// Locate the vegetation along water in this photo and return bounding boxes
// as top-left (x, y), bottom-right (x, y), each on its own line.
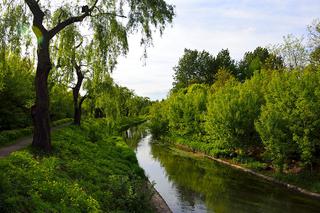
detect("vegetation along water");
top-left (1, 0), bottom-right (320, 212)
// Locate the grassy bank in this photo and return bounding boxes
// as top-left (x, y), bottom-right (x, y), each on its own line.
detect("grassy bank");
top-left (0, 118), bottom-right (72, 148)
top-left (167, 135), bottom-right (320, 195)
top-left (0, 119), bottom-right (154, 212)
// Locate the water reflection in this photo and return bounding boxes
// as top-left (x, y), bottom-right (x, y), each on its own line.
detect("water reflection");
top-left (122, 124), bottom-right (148, 148)
top-left (135, 135), bottom-right (320, 213)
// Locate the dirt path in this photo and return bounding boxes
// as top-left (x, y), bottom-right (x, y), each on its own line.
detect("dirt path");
top-left (0, 123), bottom-right (71, 158)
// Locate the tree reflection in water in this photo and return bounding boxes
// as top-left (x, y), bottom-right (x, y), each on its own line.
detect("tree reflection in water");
top-left (124, 129), bottom-right (320, 213)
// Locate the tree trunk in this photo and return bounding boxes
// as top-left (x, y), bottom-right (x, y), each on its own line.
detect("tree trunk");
top-left (25, 0), bottom-right (95, 151)
top-left (32, 40), bottom-right (52, 151)
top-left (73, 65), bottom-right (84, 125)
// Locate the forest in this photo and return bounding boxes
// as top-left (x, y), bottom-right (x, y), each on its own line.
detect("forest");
top-left (1, 0), bottom-right (320, 212)
top-left (149, 20), bottom-right (320, 190)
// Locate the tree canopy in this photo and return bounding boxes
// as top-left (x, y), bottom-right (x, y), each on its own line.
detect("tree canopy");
top-left (0, 0), bottom-right (175, 150)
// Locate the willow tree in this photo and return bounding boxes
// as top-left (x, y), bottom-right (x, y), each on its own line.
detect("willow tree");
top-left (51, 20), bottom-right (128, 126)
top-left (51, 21), bottom-right (89, 126)
top-left (2, 0), bottom-right (174, 151)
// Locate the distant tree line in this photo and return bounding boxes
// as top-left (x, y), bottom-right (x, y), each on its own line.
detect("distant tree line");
top-left (150, 20), bottom-right (320, 172)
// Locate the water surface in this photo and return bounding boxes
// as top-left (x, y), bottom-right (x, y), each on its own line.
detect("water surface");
top-left (134, 134), bottom-right (320, 213)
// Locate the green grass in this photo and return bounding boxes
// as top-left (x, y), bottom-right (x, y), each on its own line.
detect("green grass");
top-left (266, 171), bottom-right (320, 193)
top-left (0, 118), bottom-right (72, 148)
top-left (0, 119), bottom-right (154, 212)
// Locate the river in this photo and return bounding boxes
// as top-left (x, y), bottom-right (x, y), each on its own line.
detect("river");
top-left (127, 131), bottom-right (320, 213)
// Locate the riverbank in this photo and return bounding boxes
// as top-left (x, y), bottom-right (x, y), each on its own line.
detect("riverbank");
top-left (123, 123), bottom-right (172, 213)
top-left (173, 142), bottom-right (320, 200)
top-left (0, 119), bottom-right (157, 212)
top-left (148, 181), bottom-right (172, 213)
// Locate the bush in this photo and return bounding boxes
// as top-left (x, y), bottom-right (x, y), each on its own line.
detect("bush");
top-left (256, 70), bottom-right (320, 170)
top-left (205, 73), bottom-right (266, 152)
top-left (167, 84), bottom-right (208, 137)
top-left (148, 101), bottom-right (169, 138)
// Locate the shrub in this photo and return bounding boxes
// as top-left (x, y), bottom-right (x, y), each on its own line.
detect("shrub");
top-left (148, 101), bottom-right (169, 138)
top-left (256, 70), bottom-right (320, 170)
top-left (205, 73), bottom-right (266, 153)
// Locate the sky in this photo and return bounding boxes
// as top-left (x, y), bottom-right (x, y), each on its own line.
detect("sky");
top-left (112, 0), bottom-right (320, 100)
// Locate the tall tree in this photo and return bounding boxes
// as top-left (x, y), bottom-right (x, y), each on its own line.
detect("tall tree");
top-left (3, 0), bottom-right (174, 151)
top-left (238, 47), bottom-right (283, 81)
top-left (308, 19), bottom-right (320, 67)
top-left (172, 49), bottom-right (237, 91)
top-left (172, 49), bottom-right (215, 90)
top-left (308, 19), bottom-right (320, 49)
top-left (270, 34), bottom-right (309, 70)
top-left (215, 49), bottom-right (236, 75)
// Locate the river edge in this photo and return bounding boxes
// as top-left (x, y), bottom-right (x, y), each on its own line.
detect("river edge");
top-left (148, 180), bottom-right (172, 213)
top-left (174, 143), bottom-right (320, 200)
top-left (123, 124), bottom-right (172, 213)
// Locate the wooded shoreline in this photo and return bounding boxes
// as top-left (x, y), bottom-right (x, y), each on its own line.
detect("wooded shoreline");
top-left (175, 143), bottom-right (320, 200)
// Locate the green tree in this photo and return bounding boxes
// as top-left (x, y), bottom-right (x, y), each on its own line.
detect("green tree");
top-left (205, 72), bottom-right (266, 153)
top-left (215, 49), bottom-right (237, 76)
top-left (172, 49), bottom-right (236, 91)
top-left (49, 84), bottom-right (73, 121)
top-left (270, 34), bottom-right (309, 70)
top-left (238, 47), bottom-right (283, 81)
top-left (172, 49), bottom-right (215, 90)
top-left (0, 51), bottom-right (34, 130)
top-left (167, 84), bottom-right (208, 137)
top-left (148, 101), bottom-right (169, 138)
top-left (308, 19), bottom-right (320, 67)
top-left (3, 0), bottom-right (174, 151)
top-left (256, 70), bottom-right (320, 171)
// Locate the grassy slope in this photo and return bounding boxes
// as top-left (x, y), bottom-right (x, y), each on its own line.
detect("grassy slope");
top-left (0, 119), bottom-right (153, 212)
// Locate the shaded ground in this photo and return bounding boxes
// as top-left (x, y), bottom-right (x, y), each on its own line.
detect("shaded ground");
top-left (0, 123), bottom-right (70, 158)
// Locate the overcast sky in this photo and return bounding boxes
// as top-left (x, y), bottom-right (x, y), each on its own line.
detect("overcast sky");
top-left (111, 0), bottom-right (320, 100)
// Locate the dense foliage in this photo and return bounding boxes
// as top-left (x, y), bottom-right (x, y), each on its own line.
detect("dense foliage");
top-left (0, 50), bottom-right (74, 131)
top-left (0, 119), bottom-right (153, 212)
top-left (151, 66), bottom-right (320, 172)
top-left (150, 21), bottom-right (320, 172)
top-left (0, 51), bottom-right (34, 130)
top-left (172, 49), bottom-right (236, 91)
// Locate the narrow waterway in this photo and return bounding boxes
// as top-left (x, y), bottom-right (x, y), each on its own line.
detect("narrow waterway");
top-left (133, 134), bottom-right (320, 213)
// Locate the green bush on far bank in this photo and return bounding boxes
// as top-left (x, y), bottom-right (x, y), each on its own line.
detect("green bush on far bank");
top-left (149, 67), bottom-right (320, 172)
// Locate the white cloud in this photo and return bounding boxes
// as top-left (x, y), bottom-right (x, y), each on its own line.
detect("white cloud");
top-left (112, 0), bottom-right (320, 100)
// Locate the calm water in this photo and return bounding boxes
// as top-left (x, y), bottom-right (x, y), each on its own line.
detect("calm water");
top-left (133, 134), bottom-right (320, 213)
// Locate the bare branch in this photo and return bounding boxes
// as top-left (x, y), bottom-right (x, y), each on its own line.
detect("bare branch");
top-left (80, 94), bottom-right (88, 105)
top-left (48, 13), bottom-right (87, 39)
top-left (75, 40), bottom-right (83, 49)
top-left (48, 0), bottom-right (99, 39)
